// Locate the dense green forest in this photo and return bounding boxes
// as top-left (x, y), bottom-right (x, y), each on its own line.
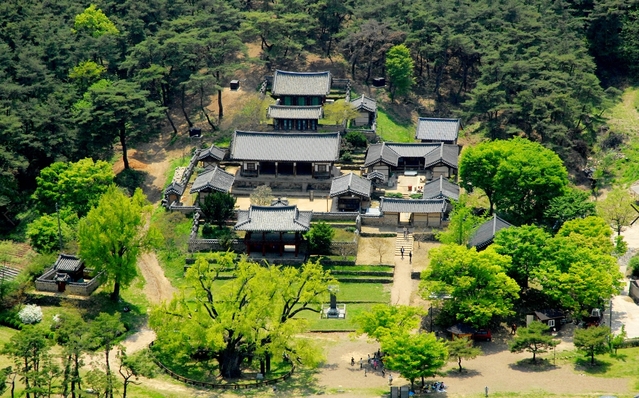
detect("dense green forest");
top-left (2, 0), bottom-right (639, 233)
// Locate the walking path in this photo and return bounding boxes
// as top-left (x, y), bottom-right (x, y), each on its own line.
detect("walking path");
top-left (391, 228), bottom-right (414, 306)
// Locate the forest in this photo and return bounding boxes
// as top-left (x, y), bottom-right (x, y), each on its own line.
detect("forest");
top-left (1, 0), bottom-right (639, 234)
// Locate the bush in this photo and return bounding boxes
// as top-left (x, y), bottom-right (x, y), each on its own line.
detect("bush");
top-left (345, 131), bottom-right (368, 148)
top-left (18, 304), bottom-right (43, 324)
top-left (114, 169), bottom-right (147, 195)
top-left (306, 222), bottom-right (335, 255)
top-left (345, 226), bottom-right (356, 233)
top-left (629, 254), bottom-right (639, 278)
top-left (340, 151), bottom-right (353, 162)
top-left (385, 192), bottom-right (403, 198)
top-left (201, 223), bottom-right (216, 238)
top-left (614, 236), bottom-right (627, 256)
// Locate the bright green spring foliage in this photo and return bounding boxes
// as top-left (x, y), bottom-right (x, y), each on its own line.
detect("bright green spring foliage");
top-left (509, 321), bottom-right (558, 363)
top-left (385, 44), bottom-right (415, 101)
top-left (150, 254), bottom-right (335, 379)
top-left (73, 4), bottom-right (119, 37)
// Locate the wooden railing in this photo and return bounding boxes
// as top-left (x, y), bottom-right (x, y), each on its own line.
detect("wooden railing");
top-left (148, 341), bottom-right (295, 389)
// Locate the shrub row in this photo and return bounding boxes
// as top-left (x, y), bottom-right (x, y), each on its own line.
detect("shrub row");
top-left (330, 271), bottom-right (394, 277)
top-left (335, 278), bottom-right (393, 284)
top-left (0, 311), bottom-right (22, 330)
top-left (360, 232), bottom-right (397, 238)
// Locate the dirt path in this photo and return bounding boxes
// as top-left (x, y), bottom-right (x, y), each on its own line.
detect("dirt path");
top-left (391, 255), bottom-right (412, 306)
top-left (138, 252), bottom-right (176, 305)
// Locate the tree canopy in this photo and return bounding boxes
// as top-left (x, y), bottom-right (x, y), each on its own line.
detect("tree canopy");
top-left (150, 254), bottom-right (335, 379)
top-left (460, 138), bottom-right (569, 224)
top-left (509, 321), bottom-right (558, 363)
top-left (77, 186), bottom-right (158, 301)
top-left (421, 245), bottom-right (520, 328)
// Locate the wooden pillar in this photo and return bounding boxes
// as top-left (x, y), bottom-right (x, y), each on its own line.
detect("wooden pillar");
top-left (293, 162), bottom-right (297, 176)
top-left (262, 232), bottom-right (266, 256)
top-left (275, 162), bottom-right (278, 177)
top-left (279, 232), bottom-right (283, 256)
top-left (245, 232), bottom-right (251, 255)
top-left (311, 163), bottom-right (315, 178)
top-left (294, 231), bottom-right (299, 257)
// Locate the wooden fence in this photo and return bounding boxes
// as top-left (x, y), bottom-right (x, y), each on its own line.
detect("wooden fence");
top-left (148, 341), bottom-right (295, 389)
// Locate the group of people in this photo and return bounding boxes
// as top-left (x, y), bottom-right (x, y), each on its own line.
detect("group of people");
top-left (351, 351), bottom-right (391, 382)
top-left (401, 227), bottom-right (412, 263)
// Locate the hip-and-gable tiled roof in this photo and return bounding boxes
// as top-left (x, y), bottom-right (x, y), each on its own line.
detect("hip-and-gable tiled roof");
top-left (267, 105), bottom-right (323, 120)
top-left (54, 254), bottom-right (84, 273)
top-left (422, 176), bottom-right (460, 201)
top-left (415, 117), bottom-right (461, 142)
top-left (230, 131), bottom-right (340, 162)
top-left (329, 173), bottom-right (372, 198)
top-left (197, 145), bottom-right (226, 162)
top-left (468, 214), bottom-right (513, 249)
top-left (350, 95), bottom-right (377, 113)
top-left (364, 142), bottom-right (459, 168)
top-left (234, 205), bottom-right (312, 232)
top-left (190, 166), bottom-right (235, 194)
top-left (272, 70), bottom-right (331, 96)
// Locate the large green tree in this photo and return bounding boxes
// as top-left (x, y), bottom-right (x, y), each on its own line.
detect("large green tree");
top-left (436, 196), bottom-right (486, 245)
top-left (381, 331), bottom-right (448, 390)
top-left (32, 158), bottom-right (115, 217)
top-left (78, 80), bottom-right (163, 170)
top-left (150, 254), bottom-right (335, 379)
top-left (78, 186), bottom-right (158, 301)
top-left (89, 313), bottom-right (126, 398)
top-left (421, 245), bottom-right (520, 328)
top-left (385, 44), bottom-right (415, 100)
top-left (493, 225), bottom-right (551, 289)
top-left (2, 325), bottom-right (52, 398)
top-left (460, 138), bottom-right (569, 224)
top-left (354, 304), bottom-right (423, 342)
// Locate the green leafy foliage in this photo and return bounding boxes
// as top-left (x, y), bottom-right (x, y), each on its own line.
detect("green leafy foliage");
top-left (436, 196), bottom-right (486, 245)
top-left (460, 138), bottom-right (569, 224)
top-left (354, 304), bottom-right (423, 341)
top-left (573, 326), bottom-right (611, 366)
top-left (150, 254), bottom-right (334, 379)
top-left (385, 44), bottom-right (415, 100)
top-left (493, 225), bottom-right (551, 289)
top-left (306, 221), bottom-right (335, 255)
top-left (447, 336), bottom-right (482, 372)
top-left (597, 187), bottom-right (636, 236)
top-left (199, 192), bottom-right (236, 227)
top-left (381, 331), bottom-right (448, 389)
top-left (32, 158), bottom-right (115, 217)
top-left (26, 214), bottom-right (73, 254)
top-left (78, 187), bottom-right (159, 301)
top-left (629, 253), bottom-right (639, 278)
top-left (344, 131), bottom-right (368, 148)
top-left (73, 4), bottom-right (120, 37)
top-left (509, 321), bottom-right (558, 363)
top-left (421, 245), bottom-right (519, 328)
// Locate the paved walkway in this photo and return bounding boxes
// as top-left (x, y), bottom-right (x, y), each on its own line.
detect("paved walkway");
top-left (391, 228), bottom-right (414, 306)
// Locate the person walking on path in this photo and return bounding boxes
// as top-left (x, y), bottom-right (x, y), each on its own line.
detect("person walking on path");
top-left (403, 226), bottom-right (408, 239)
top-left (409, 251), bottom-right (412, 264)
top-left (400, 246), bottom-right (404, 259)
top-left (360, 358), bottom-right (363, 369)
top-left (351, 357), bottom-right (355, 366)
top-left (388, 373), bottom-right (393, 385)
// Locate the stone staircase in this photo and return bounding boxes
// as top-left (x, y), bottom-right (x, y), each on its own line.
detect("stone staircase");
top-left (394, 228), bottom-right (414, 256)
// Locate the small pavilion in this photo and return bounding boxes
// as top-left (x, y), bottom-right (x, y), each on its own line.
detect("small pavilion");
top-left (234, 204), bottom-right (313, 257)
top-left (197, 144), bottom-right (226, 168)
top-left (190, 166), bottom-right (235, 205)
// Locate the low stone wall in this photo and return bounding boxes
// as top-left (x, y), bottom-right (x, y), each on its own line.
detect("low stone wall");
top-left (188, 238), bottom-right (246, 253)
top-left (361, 214), bottom-right (395, 226)
top-left (35, 269), bottom-right (104, 296)
top-left (313, 212), bottom-right (359, 221)
top-left (330, 240), bottom-right (358, 256)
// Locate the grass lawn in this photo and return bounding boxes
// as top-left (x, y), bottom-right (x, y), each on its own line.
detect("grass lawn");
top-left (376, 107), bottom-right (415, 143)
top-left (324, 265), bottom-right (393, 272)
top-left (297, 303), bottom-right (379, 331)
top-left (333, 228), bottom-right (356, 242)
top-left (556, 346), bottom-right (639, 390)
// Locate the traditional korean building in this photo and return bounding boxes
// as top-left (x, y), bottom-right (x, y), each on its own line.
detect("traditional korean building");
top-left (230, 131), bottom-right (340, 179)
top-left (350, 95), bottom-right (377, 127)
top-left (329, 172), bottom-right (372, 212)
top-left (197, 144), bottom-right (226, 168)
top-left (415, 117), bottom-right (461, 144)
top-left (271, 70), bottom-right (332, 105)
top-left (364, 142), bottom-right (459, 181)
top-left (35, 254), bottom-right (102, 295)
top-left (468, 214), bottom-right (512, 250)
top-left (267, 105), bottom-right (323, 131)
top-left (190, 166), bottom-right (235, 205)
top-left (164, 182), bottom-right (185, 206)
top-left (422, 176), bottom-right (460, 201)
top-left (379, 198), bottom-right (449, 227)
top-left (234, 204), bottom-right (312, 257)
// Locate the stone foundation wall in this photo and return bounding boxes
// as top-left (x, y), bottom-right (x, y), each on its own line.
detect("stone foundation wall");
top-left (330, 240), bottom-right (358, 256)
top-left (188, 239), bottom-right (246, 253)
